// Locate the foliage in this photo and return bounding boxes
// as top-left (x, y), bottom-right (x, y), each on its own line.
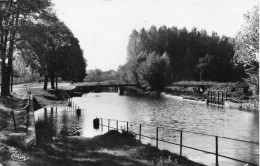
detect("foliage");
top-left (196, 54), bottom-right (213, 81)
top-left (234, 5), bottom-right (259, 99)
top-left (118, 50), bottom-right (171, 91)
top-left (137, 52), bottom-right (171, 91)
top-left (13, 55), bottom-right (31, 81)
top-left (17, 7), bottom-right (87, 87)
top-left (85, 69), bottom-right (118, 83)
top-left (121, 25), bottom-right (242, 86)
top-left (0, 0), bottom-right (52, 95)
top-left (119, 25), bottom-right (244, 92)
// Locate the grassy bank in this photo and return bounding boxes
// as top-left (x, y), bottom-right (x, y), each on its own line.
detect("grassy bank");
top-left (13, 82), bottom-right (75, 107)
top-left (0, 130), bottom-right (205, 166)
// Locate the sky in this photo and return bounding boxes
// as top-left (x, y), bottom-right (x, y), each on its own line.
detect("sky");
top-left (52, 0), bottom-right (258, 71)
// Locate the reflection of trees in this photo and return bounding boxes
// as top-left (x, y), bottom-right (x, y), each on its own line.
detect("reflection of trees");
top-left (35, 107), bottom-right (57, 146)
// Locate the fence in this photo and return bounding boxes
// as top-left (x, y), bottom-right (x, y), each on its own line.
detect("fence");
top-left (10, 95), bottom-right (31, 133)
top-left (207, 91), bottom-right (228, 106)
top-left (98, 118), bottom-right (259, 166)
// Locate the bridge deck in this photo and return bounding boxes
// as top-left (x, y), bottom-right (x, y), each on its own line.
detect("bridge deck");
top-left (76, 83), bottom-right (139, 88)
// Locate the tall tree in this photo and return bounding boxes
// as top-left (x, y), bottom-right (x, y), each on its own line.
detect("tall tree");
top-left (20, 16), bottom-right (87, 90)
top-left (234, 5), bottom-right (259, 99)
top-left (0, 0), bottom-right (52, 96)
top-left (122, 25), bottom-right (240, 85)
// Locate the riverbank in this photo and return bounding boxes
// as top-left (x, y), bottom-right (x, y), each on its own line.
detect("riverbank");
top-left (164, 81), bottom-right (258, 111)
top-left (13, 82), bottom-right (75, 107)
top-left (1, 130), bottom-right (205, 166)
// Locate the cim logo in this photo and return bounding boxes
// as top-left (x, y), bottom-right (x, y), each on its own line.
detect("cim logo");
top-left (11, 152), bottom-right (29, 162)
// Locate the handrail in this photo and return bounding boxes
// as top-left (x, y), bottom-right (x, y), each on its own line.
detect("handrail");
top-left (99, 118), bottom-right (259, 166)
top-left (100, 118), bottom-right (258, 144)
top-left (9, 94), bottom-right (31, 133)
top-left (13, 96), bottom-right (30, 112)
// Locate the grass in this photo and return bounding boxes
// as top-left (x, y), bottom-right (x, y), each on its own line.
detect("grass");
top-left (0, 128), bottom-right (206, 166)
top-left (19, 130), bottom-right (205, 166)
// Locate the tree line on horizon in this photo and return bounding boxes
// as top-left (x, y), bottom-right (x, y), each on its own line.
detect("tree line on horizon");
top-left (117, 5), bottom-right (258, 98)
top-left (0, 0), bottom-right (87, 96)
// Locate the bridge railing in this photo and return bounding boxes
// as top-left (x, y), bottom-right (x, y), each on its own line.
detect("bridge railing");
top-left (98, 118), bottom-right (259, 166)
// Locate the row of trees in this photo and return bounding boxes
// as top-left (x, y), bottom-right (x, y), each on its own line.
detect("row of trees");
top-left (0, 0), bottom-right (87, 96)
top-left (85, 69), bottom-right (118, 83)
top-left (118, 6), bottom-right (258, 95)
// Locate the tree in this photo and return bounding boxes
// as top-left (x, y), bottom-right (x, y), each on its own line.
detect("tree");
top-left (13, 55), bottom-right (30, 83)
top-left (19, 13), bottom-right (87, 90)
top-left (127, 29), bottom-right (141, 59)
top-left (0, 0), bottom-right (52, 96)
top-left (234, 5), bottom-right (259, 99)
top-left (196, 54), bottom-right (213, 81)
top-left (121, 25), bottom-right (241, 86)
top-left (137, 52), bottom-right (171, 91)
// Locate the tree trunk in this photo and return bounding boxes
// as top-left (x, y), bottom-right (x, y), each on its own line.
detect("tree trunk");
top-left (44, 75), bottom-right (48, 90)
top-left (1, 29), bottom-right (9, 96)
top-left (1, 4), bottom-right (19, 96)
top-left (50, 75), bottom-right (55, 89)
top-left (10, 66), bottom-right (13, 92)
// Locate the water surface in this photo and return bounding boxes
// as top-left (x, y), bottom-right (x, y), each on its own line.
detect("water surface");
top-left (35, 93), bottom-right (259, 166)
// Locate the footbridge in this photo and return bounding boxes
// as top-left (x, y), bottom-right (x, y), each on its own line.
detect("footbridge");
top-left (75, 83), bottom-right (140, 95)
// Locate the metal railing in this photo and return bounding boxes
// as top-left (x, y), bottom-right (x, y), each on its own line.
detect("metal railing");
top-left (98, 118), bottom-right (259, 166)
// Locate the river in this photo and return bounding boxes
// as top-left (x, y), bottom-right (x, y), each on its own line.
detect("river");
top-left (35, 92), bottom-right (259, 166)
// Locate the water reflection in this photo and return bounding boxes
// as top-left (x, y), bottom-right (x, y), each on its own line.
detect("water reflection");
top-left (35, 93), bottom-right (259, 166)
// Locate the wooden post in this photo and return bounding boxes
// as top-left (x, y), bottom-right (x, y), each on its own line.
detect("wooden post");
top-left (180, 130), bottom-right (183, 156)
top-left (216, 136), bottom-right (218, 166)
top-left (156, 127), bottom-right (159, 148)
top-left (222, 91), bottom-right (224, 105)
top-left (116, 120), bottom-right (118, 131)
top-left (139, 124), bottom-right (141, 143)
top-left (214, 91), bottom-right (216, 104)
top-left (217, 91), bottom-right (220, 105)
top-left (127, 122), bottom-right (129, 132)
top-left (225, 91), bottom-right (228, 101)
top-left (211, 91), bottom-right (213, 104)
top-left (108, 119), bottom-right (110, 131)
top-left (10, 111), bottom-right (17, 133)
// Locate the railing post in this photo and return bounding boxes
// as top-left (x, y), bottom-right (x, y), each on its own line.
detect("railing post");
top-left (116, 120), bottom-right (118, 131)
top-left (216, 136), bottom-right (218, 166)
top-left (225, 91), bottom-right (228, 101)
top-left (127, 122), bottom-right (129, 132)
top-left (101, 118), bottom-right (103, 130)
top-left (214, 91), bottom-right (216, 104)
top-left (217, 91), bottom-right (220, 105)
top-left (10, 111), bottom-right (17, 133)
top-left (180, 130), bottom-right (183, 156)
top-left (108, 119), bottom-right (110, 131)
top-left (222, 91), bottom-right (224, 105)
top-left (156, 127), bottom-right (159, 148)
top-left (139, 124), bottom-right (141, 143)
top-left (211, 91), bottom-right (213, 103)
